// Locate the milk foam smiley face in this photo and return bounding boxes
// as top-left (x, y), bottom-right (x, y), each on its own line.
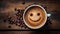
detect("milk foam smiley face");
top-left (23, 5), bottom-right (47, 29)
top-left (28, 10), bottom-right (41, 22)
top-left (28, 7), bottom-right (42, 25)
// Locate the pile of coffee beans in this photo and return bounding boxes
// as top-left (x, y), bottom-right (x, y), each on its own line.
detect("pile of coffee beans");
top-left (4, 8), bottom-right (29, 29)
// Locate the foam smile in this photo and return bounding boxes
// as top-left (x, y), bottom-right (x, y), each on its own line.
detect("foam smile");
top-left (29, 17), bottom-right (41, 22)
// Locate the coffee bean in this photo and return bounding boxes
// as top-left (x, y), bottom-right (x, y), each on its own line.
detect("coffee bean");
top-left (8, 26), bottom-right (11, 28)
top-left (3, 19), bottom-right (6, 22)
top-left (22, 2), bottom-right (25, 5)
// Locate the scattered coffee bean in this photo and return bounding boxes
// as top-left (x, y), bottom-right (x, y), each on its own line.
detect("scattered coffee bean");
top-left (8, 26), bottom-right (11, 28)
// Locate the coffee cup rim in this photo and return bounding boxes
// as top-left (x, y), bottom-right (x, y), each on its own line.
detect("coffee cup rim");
top-left (23, 4), bottom-right (47, 29)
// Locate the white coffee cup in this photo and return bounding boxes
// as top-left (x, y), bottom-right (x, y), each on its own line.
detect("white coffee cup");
top-left (23, 5), bottom-right (51, 29)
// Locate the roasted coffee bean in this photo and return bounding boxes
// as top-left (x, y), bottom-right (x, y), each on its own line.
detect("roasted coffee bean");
top-left (3, 19), bottom-right (6, 22)
top-left (8, 26), bottom-right (11, 28)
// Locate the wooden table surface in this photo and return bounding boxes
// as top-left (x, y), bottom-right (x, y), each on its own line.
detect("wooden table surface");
top-left (0, 0), bottom-right (60, 34)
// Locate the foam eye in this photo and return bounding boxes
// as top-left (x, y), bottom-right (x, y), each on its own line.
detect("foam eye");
top-left (37, 13), bottom-right (40, 16)
top-left (30, 13), bottom-right (33, 16)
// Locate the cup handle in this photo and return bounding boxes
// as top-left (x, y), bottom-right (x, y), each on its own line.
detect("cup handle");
top-left (47, 13), bottom-right (51, 17)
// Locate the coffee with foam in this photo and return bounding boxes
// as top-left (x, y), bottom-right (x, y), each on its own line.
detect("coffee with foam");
top-left (23, 5), bottom-right (47, 29)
